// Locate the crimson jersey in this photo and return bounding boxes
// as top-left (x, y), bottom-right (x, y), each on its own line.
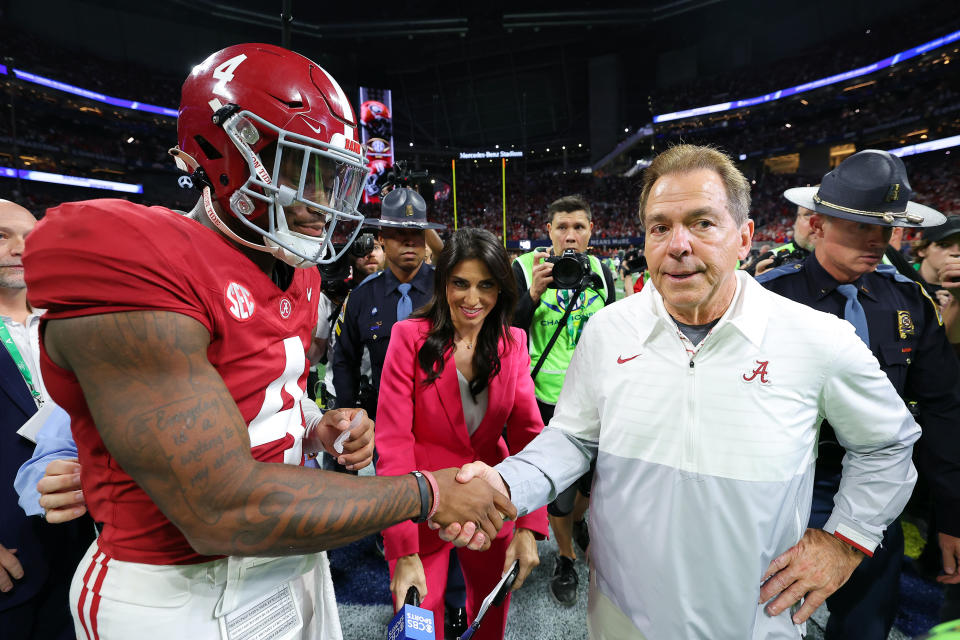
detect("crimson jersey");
top-left (24, 199), bottom-right (321, 565)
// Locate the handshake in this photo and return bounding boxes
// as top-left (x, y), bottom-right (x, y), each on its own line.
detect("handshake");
top-left (426, 462), bottom-right (512, 551)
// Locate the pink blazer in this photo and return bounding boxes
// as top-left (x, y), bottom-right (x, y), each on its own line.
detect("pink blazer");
top-left (376, 317), bottom-right (549, 561)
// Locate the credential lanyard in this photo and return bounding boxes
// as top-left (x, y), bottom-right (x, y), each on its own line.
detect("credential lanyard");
top-left (0, 320), bottom-right (43, 406)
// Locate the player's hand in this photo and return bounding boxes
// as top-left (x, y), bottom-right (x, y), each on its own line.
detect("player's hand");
top-left (0, 544), bottom-right (23, 593)
top-left (529, 249), bottom-right (554, 302)
top-left (36, 458), bottom-right (87, 523)
top-left (503, 527), bottom-right (539, 591)
top-left (391, 554), bottom-right (428, 611)
top-left (427, 467), bottom-right (516, 552)
top-left (308, 408), bottom-right (375, 470)
top-left (938, 257), bottom-right (960, 293)
top-left (430, 461), bottom-right (510, 550)
top-left (759, 528), bottom-right (864, 623)
top-left (938, 532), bottom-right (960, 584)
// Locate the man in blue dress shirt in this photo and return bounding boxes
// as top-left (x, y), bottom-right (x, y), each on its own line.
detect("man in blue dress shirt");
top-left (758, 149), bottom-right (960, 639)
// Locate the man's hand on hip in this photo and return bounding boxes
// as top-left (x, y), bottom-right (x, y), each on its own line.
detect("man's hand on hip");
top-left (759, 528), bottom-right (864, 623)
top-left (0, 544), bottom-right (23, 593)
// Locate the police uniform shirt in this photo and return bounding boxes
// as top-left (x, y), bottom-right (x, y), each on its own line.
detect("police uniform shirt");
top-left (757, 252), bottom-right (960, 536)
top-left (331, 262), bottom-right (435, 417)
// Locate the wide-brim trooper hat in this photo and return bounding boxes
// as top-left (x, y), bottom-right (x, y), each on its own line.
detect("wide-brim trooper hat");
top-left (783, 149), bottom-right (945, 228)
top-left (364, 187), bottom-right (446, 230)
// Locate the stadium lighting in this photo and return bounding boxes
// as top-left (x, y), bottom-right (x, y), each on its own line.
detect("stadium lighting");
top-left (11, 68), bottom-right (178, 117)
top-left (0, 165), bottom-right (143, 193)
top-left (126, 136), bottom-right (135, 143)
top-left (887, 133), bottom-right (960, 157)
top-left (653, 28), bottom-right (960, 123)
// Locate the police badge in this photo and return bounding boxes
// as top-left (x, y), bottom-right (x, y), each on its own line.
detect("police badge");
top-left (897, 310), bottom-right (915, 339)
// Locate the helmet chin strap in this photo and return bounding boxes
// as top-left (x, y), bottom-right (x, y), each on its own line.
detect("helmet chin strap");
top-left (201, 186), bottom-right (271, 254)
top-left (203, 186), bottom-right (318, 268)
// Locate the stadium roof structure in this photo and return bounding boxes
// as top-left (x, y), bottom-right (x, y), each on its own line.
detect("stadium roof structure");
top-left (4, 0), bottom-right (959, 163)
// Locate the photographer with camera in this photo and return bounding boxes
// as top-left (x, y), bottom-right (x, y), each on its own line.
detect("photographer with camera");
top-left (748, 205), bottom-right (816, 276)
top-left (511, 195), bottom-right (615, 607)
top-left (308, 232), bottom-right (383, 413)
top-left (618, 245), bottom-right (648, 297)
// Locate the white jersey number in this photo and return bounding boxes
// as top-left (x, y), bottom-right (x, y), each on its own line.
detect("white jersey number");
top-left (248, 336), bottom-right (307, 464)
top-left (212, 54), bottom-right (248, 98)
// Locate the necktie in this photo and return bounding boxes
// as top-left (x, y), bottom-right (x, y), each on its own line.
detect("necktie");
top-left (397, 283), bottom-right (413, 321)
top-left (836, 284), bottom-right (870, 346)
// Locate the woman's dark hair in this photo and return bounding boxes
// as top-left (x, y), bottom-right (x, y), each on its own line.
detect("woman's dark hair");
top-left (412, 228), bottom-right (519, 397)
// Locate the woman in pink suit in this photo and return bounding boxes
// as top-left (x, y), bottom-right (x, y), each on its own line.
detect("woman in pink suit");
top-left (377, 228), bottom-right (549, 640)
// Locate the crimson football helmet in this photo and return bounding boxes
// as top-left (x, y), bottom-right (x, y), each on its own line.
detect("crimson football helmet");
top-left (360, 100), bottom-right (392, 139)
top-left (176, 43), bottom-right (369, 267)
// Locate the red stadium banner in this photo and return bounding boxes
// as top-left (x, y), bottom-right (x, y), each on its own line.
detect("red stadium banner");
top-left (358, 87), bottom-right (395, 204)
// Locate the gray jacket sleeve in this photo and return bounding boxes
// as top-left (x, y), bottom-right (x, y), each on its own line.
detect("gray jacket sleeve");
top-left (497, 318), bottom-right (602, 515)
top-left (820, 325), bottom-right (921, 554)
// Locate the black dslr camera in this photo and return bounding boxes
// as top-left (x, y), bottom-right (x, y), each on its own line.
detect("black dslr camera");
top-left (349, 232), bottom-right (376, 258)
top-left (319, 244), bottom-right (353, 300)
top-left (546, 249), bottom-right (598, 290)
top-left (621, 248), bottom-right (647, 275)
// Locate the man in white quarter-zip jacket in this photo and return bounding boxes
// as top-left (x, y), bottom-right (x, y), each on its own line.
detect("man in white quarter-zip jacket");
top-left (435, 144), bottom-right (922, 640)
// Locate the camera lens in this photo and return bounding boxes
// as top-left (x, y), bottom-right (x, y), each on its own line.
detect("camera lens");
top-left (350, 233), bottom-right (375, 257)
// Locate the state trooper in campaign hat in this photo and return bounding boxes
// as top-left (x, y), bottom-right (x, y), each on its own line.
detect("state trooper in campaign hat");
top-left (364, 187), bottom-right (446, 230)
top-left (782, 149), bottom-right (945, 228)
top-left (758, 148), bottom-right (960, 640)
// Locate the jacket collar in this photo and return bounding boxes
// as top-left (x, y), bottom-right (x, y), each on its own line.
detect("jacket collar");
top-left (639, 271), bottom-right (769, 348)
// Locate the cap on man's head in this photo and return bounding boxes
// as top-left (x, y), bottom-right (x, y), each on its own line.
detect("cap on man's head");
top-left (921, 216), bottom-right (960, 243)
top-left (364, 187), bottom-right (445, 230)
top-left (783, 149), bottom-right (945, 228)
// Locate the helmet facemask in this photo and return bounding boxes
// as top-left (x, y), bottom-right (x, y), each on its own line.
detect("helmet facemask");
top-left (220, 109), bottom-right (368, 268)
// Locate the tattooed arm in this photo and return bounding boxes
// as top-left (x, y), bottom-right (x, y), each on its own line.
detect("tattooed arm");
top-left (44, 310), bottom-right (515, 556)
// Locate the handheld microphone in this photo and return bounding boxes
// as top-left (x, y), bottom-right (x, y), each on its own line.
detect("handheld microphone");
top-left (387, 586), bottom-right (435, 640)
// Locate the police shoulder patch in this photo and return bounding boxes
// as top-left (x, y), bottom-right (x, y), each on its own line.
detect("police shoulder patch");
top-left (875, 265), bottom-right (943, 326)
top-left (754, 261), bottom-right (803, 284)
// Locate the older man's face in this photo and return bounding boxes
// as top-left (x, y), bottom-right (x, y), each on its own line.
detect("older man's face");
top-left (643, 169), bottom-right (752, 324)
top-left (0, 201), bottom-right (36, 289)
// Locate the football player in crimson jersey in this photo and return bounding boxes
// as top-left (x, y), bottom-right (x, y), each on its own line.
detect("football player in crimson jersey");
top-left (21, 43), bottom-right (514, 640)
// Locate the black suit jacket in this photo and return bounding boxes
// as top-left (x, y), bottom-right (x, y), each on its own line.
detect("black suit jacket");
top-left (0, 343), bottom-right (93, 612)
